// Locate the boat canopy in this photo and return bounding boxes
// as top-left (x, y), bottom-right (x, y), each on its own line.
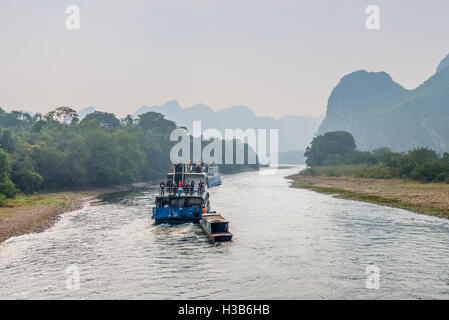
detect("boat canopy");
top-left (202, 214), bottom-right (229, 224)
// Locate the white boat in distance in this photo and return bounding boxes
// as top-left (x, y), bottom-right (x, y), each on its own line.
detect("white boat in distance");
top-left (206, 162), bottom-right (221, 187)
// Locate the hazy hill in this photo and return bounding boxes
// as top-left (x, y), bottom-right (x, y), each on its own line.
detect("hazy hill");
top-left (318, 53), bottom-right (449, 153)
top-left (277, 150), bottom-right (306, 164)
top-left (134, 101), bottom-right (323, 152)
top-left (77, 106), bottom-right (96, 120)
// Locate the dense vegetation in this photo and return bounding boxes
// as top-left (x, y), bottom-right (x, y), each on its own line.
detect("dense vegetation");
top-left (0, 149), bottom-right (16, 205)
top-left (0, 107), bottom-right (259, 205)
top-left (0, 107), bottom-right (177, 205)
top-left (304, 131), bottom-right (449, 183)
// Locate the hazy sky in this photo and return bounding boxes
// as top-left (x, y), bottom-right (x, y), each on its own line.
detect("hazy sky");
top-left (0, 0), bottom-right (448, 118)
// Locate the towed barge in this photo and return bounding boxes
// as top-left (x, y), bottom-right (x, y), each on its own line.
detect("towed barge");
top-left (200, 214), bottom-right (233, 242)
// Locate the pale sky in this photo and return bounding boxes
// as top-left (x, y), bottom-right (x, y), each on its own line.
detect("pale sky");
top-left (0, 0), bottom-right (448, 118)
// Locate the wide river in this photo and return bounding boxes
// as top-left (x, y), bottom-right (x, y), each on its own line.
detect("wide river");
top-left (1, 166), bottom-right (449, 299)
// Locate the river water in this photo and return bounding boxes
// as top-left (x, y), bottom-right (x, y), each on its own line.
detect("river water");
top-left (1, 166), bottom-right (449, 299)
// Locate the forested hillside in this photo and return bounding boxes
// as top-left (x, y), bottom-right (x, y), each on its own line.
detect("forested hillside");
top-left (0, 107), bottom-right (259, 205)
top-left (0, 107), bottom-right (177, 204)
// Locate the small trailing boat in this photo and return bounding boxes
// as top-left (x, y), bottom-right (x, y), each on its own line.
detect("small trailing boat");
top-left (200, 213), bottom-right (233, 242)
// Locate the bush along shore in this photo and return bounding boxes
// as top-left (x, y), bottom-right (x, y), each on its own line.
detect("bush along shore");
top-left (290, 130), bottom-right (449, 219)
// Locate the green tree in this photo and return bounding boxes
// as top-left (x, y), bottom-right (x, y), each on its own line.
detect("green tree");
top-left (10, 145), bottom-right (43, 194)
top-left (304, 131), bottom-right (356, 166)
top-left (138, 112), bottom-right (176, 133)
top-left (0, 148), bottom-right (17, 204)
top-left (45, 107), bottom-right (79, 124)
top-left (372, 147), bottom-right (392, 162)
top-left (0, 129), bottom-right (15, 153)
top-left (82, 111), bottom-right (120, 132)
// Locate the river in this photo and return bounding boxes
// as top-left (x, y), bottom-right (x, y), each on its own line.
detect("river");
top-left (1, 166), bottom-right (449, 299)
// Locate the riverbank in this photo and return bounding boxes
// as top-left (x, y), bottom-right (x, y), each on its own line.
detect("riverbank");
top-left (0, 182), bottom-right (152, 244)
top-left (287, 172), bottom-right (449, 219)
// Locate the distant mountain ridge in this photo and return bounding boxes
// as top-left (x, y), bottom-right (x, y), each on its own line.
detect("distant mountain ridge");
top-left (318, 53), bottom-right (449, 153)
top-left (134, 101), bottom-right (323, 152)
top-left (77, 106), bottom-right (96, 120)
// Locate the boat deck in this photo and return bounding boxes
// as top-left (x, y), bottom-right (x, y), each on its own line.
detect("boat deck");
top-left (202, 214), bottom-right (229, 223)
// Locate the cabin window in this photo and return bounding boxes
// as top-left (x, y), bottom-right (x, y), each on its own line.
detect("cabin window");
top-left (188, 198), bottom-right (202, 207)
top-left (203, 220), bottom-right (211, 232)
top-left (182, 199), bottom-right (190, 207)
top-left (156, 198), bottom-right (170, 207)
top-left (164, 197), bottom-right (202, 207)
top-left (211, 223), bottom-right (228, 233)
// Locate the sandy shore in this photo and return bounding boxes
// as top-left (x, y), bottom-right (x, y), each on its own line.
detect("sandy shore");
top-left (287, 172), bottom-right (449, 219)
top-left (0, 183), bottom-right (152, 244)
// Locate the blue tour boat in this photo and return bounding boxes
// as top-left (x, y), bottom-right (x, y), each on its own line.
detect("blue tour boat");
top-left (152, 163), bottom-right (211, 224)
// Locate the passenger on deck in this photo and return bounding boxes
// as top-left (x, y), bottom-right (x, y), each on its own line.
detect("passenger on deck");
top-left (190, 180), bottom-right (195, 195)
top-left (198, 180), bottom-right (204, 195)
top-left (167, 179), bottom-right (173, 194)
top-left (159, 180), bottom-right (166, 196)
top-left (177, 180), bottom-right (183, 195)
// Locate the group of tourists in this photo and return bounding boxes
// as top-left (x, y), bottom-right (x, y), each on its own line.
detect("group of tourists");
top-left (186, 160), bottom-right (205, 173)
top-left (159, 178), bottom-right (206, 196)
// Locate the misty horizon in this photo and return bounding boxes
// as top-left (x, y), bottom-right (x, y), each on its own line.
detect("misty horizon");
top-left (1, 100), bottom-right (325, 121)
top-left (1, 0), bottom-right (448, 119)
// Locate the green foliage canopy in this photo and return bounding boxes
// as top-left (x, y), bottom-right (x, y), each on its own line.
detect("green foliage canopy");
top-left (304, 131), bottom-right (356, 166)
top-left (304, 131), bottom-right (449, 183)
top-left (0, 107), bottom-right (177, 200)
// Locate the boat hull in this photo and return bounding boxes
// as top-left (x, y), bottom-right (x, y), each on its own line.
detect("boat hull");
top-left (152, 207), bottom-right (202, 224)
top-left (207, 175), bottom-right (221, 187)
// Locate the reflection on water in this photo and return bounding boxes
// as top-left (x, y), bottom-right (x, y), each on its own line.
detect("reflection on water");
top-left (1, 166), bottom-right (449, 299)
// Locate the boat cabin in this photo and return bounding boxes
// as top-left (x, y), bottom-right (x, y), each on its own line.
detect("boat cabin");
top-left (200, 214), bottom-right (232, 242)
top-left (166, 163), bottom-right (208, 193)
top-left (155, 196), bottom-right (204, 208)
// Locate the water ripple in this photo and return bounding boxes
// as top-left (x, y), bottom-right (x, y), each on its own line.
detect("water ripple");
top-left (1, 166), bottom-right (449, 299)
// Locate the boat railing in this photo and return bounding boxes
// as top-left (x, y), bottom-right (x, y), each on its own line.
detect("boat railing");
top-left (160, 186), bottom-right (205, 197)
top-left (171, 162), bottom-right (219, 174)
